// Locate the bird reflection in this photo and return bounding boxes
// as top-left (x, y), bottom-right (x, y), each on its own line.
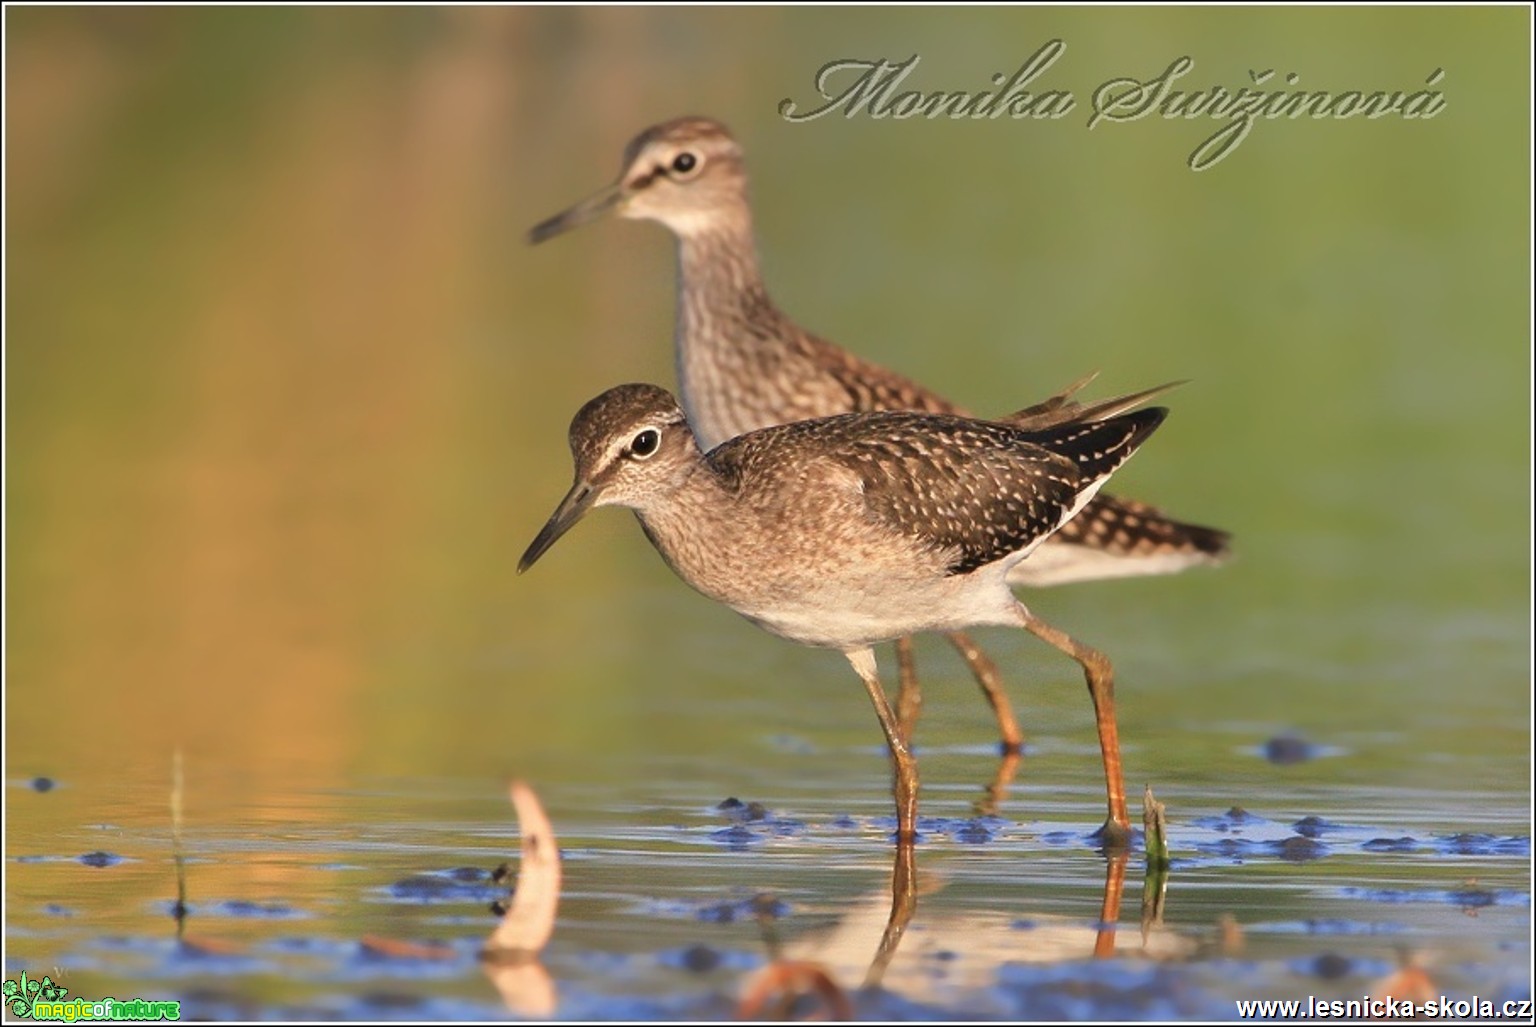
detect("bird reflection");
top-left (779, 840), bottom-right (1190, 1002)
top-left (865, 834), bottom-right (918, 987)
top-left (974, 747), bottom-right (1026, 819)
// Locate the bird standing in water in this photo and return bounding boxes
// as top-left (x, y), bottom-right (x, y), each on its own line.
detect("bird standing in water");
top-left (519, 383), bottom-right (1170, 844)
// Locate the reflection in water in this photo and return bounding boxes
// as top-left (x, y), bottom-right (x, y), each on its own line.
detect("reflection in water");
top-left (864, 836), bottom-right (917, 988)
top-left (483, 821), bottom-right (1176, 1015)
top-left (975, 747), bottom-right (1024, 819)
top-left (1095, 850), bottom-right (1128, 958)
top-left (482, 953), bottom-right (557, 1020)
top-left (1141, 851), bottom-right (1172, 950)
top-left (170, 750), bottom-right (189, 941)
top-left (797, 842), bottom-right (1191, 1005)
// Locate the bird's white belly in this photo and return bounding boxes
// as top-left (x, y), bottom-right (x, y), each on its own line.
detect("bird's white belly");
top-left (733, 566), bottom-right (1021, 650)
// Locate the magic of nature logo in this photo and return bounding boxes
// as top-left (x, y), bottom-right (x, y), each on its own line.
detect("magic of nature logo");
top-left (3, 972), bottom-right (182, 1022)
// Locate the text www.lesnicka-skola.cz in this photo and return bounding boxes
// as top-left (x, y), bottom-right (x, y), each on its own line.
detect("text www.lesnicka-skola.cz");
top-left (1236, 996), bottom-right (1532, 1019)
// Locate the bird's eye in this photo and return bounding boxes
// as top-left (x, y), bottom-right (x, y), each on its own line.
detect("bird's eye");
top-left (670, 152), bottom-right (698, 175)
top-left (630, 428), bottom-right (661, 459)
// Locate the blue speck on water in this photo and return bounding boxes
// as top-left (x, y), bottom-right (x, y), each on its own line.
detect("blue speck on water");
top-left (952, 820), bottom-right (996, 844)
top-left (1338, 885), bottom-right (1529, 908)
top-left (1298, 919), bottom-right (1406, 936)
top-left (669, 943), bottom-right (720, 973)
top-left (658, 944), bottom-right (762, 974)
top-left (385, 871), bottom-right (501, 904)
top-left (1449, 888), bottom-right (1498, 910)
top-left (1292, 815), bottom-right (1341, 837)
top-left (1193, 807), bottom-right (1266, 831)
top-left (214, 900), bottom-right (304, 919)
top-left (695, 896), bottom-right (789, 924)
top-left (1307, 952), bottom-right (1354, 979)
top-left (1434, 833), bottom-right (1531, 857)
top-left (79, 851), bottom-right (123, 868)
top-left (1274, 836), bottom-right (1329, 862)
top-left (1263, 735), bottom-right (1319, 765)
top-left (709, 824), bottom-right (761, 849)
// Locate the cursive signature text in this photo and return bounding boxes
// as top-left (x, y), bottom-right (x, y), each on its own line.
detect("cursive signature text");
top-left (778, 42), bottom-right (1447, 170)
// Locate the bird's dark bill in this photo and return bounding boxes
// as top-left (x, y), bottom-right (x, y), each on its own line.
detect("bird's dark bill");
top-left (527, 184), bottom-right (622, 244)
top-left (518, 482), bottom-right (596, 572)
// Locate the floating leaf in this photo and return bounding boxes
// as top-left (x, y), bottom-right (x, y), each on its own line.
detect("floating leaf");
top-left (176, 936), bottom-right (247, 957)
top-left (480, 781), bottom-right (562, 1017)
top-left (483, 781), bottom-right (561, 956)
top-left (359, 936), bottom-right (455, 962)
top-left (738, 960), bottom-right (852, 1021)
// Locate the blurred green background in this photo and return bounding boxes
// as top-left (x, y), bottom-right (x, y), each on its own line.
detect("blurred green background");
top-left (6, 6), bottom-right (1529, 820)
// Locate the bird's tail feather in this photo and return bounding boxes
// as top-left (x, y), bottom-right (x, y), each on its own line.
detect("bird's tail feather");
top-left (1003, 373), bottom-right (1187, 430)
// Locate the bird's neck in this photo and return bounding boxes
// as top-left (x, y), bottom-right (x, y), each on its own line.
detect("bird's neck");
top-left (672, 219), bottom-right (799, 448)
top-left (674, 217), bottom-right (778, 336)
top-left (631, 459), bottom-right (748, 603)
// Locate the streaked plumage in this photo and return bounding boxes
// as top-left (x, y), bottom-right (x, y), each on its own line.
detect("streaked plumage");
top-left (519, 383), bottom-right (1167, 843)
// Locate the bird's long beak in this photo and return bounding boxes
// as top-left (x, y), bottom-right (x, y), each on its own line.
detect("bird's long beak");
top-left (518, 480), bottom-right (597, 573)
top-left (527, 182), bottom-right (624, 244)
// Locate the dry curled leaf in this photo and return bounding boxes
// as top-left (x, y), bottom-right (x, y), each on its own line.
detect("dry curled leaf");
top-left (484, 780), bottom-right (561, 956)
top-left (358, 935), bottom-right (456, 961)
top-left (738, 960), bottom-right (852, 1021)
top-left (176, 936), bottom-right (247, 958)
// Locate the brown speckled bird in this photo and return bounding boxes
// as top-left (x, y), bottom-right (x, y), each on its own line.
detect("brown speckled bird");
top-left (519, 383), bottom-right (1169, 844)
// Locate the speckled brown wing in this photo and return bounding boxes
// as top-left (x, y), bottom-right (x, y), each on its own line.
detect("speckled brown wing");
top-left (832, 416), bottom-right (1090, 575)
top-left (811, 366), bottom-right (1226, 566)
top-left (712, 409), bottom-right (1167, 577)
top-left (798, 331), bottom-right (963, 417)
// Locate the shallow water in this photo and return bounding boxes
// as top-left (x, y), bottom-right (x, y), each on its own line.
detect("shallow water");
top-left (5, 6), bottom-right (1531, 1019)
top-left (6, 728), bottom-right (1531, 1018)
